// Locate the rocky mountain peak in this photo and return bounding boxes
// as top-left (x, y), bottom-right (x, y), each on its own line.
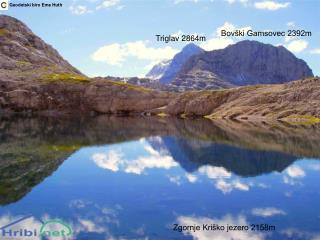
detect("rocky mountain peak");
top-left (0, 14), bottom-right (80, 77)
top-left (181, 42), bottom-right (202, 52)
top-left (159, 43), bottom-right (204, 84)
top-left (172, 40), bottom-right (313, 90)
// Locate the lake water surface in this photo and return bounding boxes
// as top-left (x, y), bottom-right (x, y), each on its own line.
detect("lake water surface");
top-left (0, 116), bottom-right (320, 240)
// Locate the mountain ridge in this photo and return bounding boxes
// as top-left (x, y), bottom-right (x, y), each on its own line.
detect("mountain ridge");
top-left (1, 15), bottom-right (320, 123)
top-left (172, 40), bottom-right (313, 90)
top-left (159, 43), bottom-right (204, 84)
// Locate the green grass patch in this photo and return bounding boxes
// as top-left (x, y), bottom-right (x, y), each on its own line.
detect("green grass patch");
top-left (47, 144), bottom-right (83, 152)
top-left (44, 73), bottom-right (90, 83)
top-left (157, 112), bottom-right (168, 117)
top-left (283, 115), bottom-right (320, 125)
top-left (0, 28), bottom-right (10, 37)
top-left (16, 60), bottom-right (31, 67)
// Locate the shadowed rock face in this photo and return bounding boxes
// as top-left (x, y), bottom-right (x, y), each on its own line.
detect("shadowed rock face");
top-left (159, 43), bottom-right (204, 84)
top-left (1, 115), bottom-right (320, 205)
top-left (173, 40), bottom-right (313, 90)
top-left (146, 59), bottom-right (172, 80)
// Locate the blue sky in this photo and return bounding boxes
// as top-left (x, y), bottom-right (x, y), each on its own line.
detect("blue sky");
top-left (3, 0), bottom-right (320, 77)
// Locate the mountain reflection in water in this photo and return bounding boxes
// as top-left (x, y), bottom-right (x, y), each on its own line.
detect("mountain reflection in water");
top-left (0, 115), bottom-right (320, 239)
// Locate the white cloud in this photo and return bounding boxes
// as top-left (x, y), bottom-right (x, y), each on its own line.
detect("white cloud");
top-left (215, 179), bottom-right (249, 194)
top-left (287, 21), bottom-right (295, 27)
top-left (92, 41), bottom-right (179, 66)
top-left (286, 166), bottom-right (305, 178)
top-left (124, 154), bottom-right (178, 174)
top-left (69, 199), bottom-right (89, 209)
top-left (96, 0), bottom-right (120, 10)
top-left (198, 166), bottom-right (231, 179)
top-left (200, 38), bottom-right (234, 51)
top-left (69, 5), bottom-right (93, 15)
top-left (78, 219), bottom-right (106, 233)
top-left (185, 173), bottom-right (198, 183)
top-left (91, 145), bottom-right (178, 175)
top-left (91, 43), bottom-right (125, 66)
top-left (284, 35), bottom-right (296, 43)
top-left (309, 163), bottom-right (320, 170)
top-left (257, 183), bottom-right (269, 188)
top-left (281, 228), bottom-right (320, 240)
top-left (116, 5), bottom-right (125, 10)
top-left (251, 207), bottom-right (286, 217)
top-left (172, 30), bottom-right (184, 37)
top-left (168, 175), bottom-right (182, 185)
top-left (92, 150), bottom-right (122, 172)
top-left (283, 175), bottom-right (296, 185)
top-left (254, 1), bottom-right (290, 10)
top-left (286, 40), bottom-right (308, 53)
top-left (310, 48), bottom-right (320, 54)
top-left (224, 0), bottom-right (248, 6)
top-left (177, 215), bottom-right (264, 240)
top-left (283, 165), bottom-right (305, 186)
top-left (199, 21), bottom-right (253, 51)
top-left (216, 21), bottom-right (252, 37)
top-left (174, 0), bottom-right (198, 4)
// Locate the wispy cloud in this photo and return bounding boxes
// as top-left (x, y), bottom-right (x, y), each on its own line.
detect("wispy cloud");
top-left (96, 0), bottom-right (121, 10)
top-left (287, 21), bottom-right (295, 27)
top-left (69, 5), bottom-right (93, 15)
top-left (200, 36), bottom-right (234, 51)
top-left (168, 175), bottom-right (182, 185)
top-left (254, 1), bottom-right (290, 11)
top-left (174, 0), bottom-right (199, 4)
top-left (310, 48), bottom-right (320, 54)
top-left (251, 207), bottom-right (286, 217)
top-left (215, 179), bottom-right (249, 194)
top-left (185, 173), bottom-right (198, 183)
top-left (216, 21), bottom-right (252, 37)
top-left (224, 0), bottom-right (249, 6)
top-left (69, 0), bottom-right (123, 15)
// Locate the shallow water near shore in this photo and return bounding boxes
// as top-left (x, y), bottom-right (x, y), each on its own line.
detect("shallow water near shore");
top-left (0, 115), bottom-right (320, 240)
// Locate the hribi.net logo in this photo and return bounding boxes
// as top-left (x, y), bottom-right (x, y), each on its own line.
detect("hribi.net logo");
top-left (0, 0), bottom-right (8, 10)
top-left (0, 215), bottom-right (73, 239)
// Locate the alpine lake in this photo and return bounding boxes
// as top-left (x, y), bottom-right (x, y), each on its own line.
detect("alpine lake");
top-left (0, 115), bottom-right (320, 240)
